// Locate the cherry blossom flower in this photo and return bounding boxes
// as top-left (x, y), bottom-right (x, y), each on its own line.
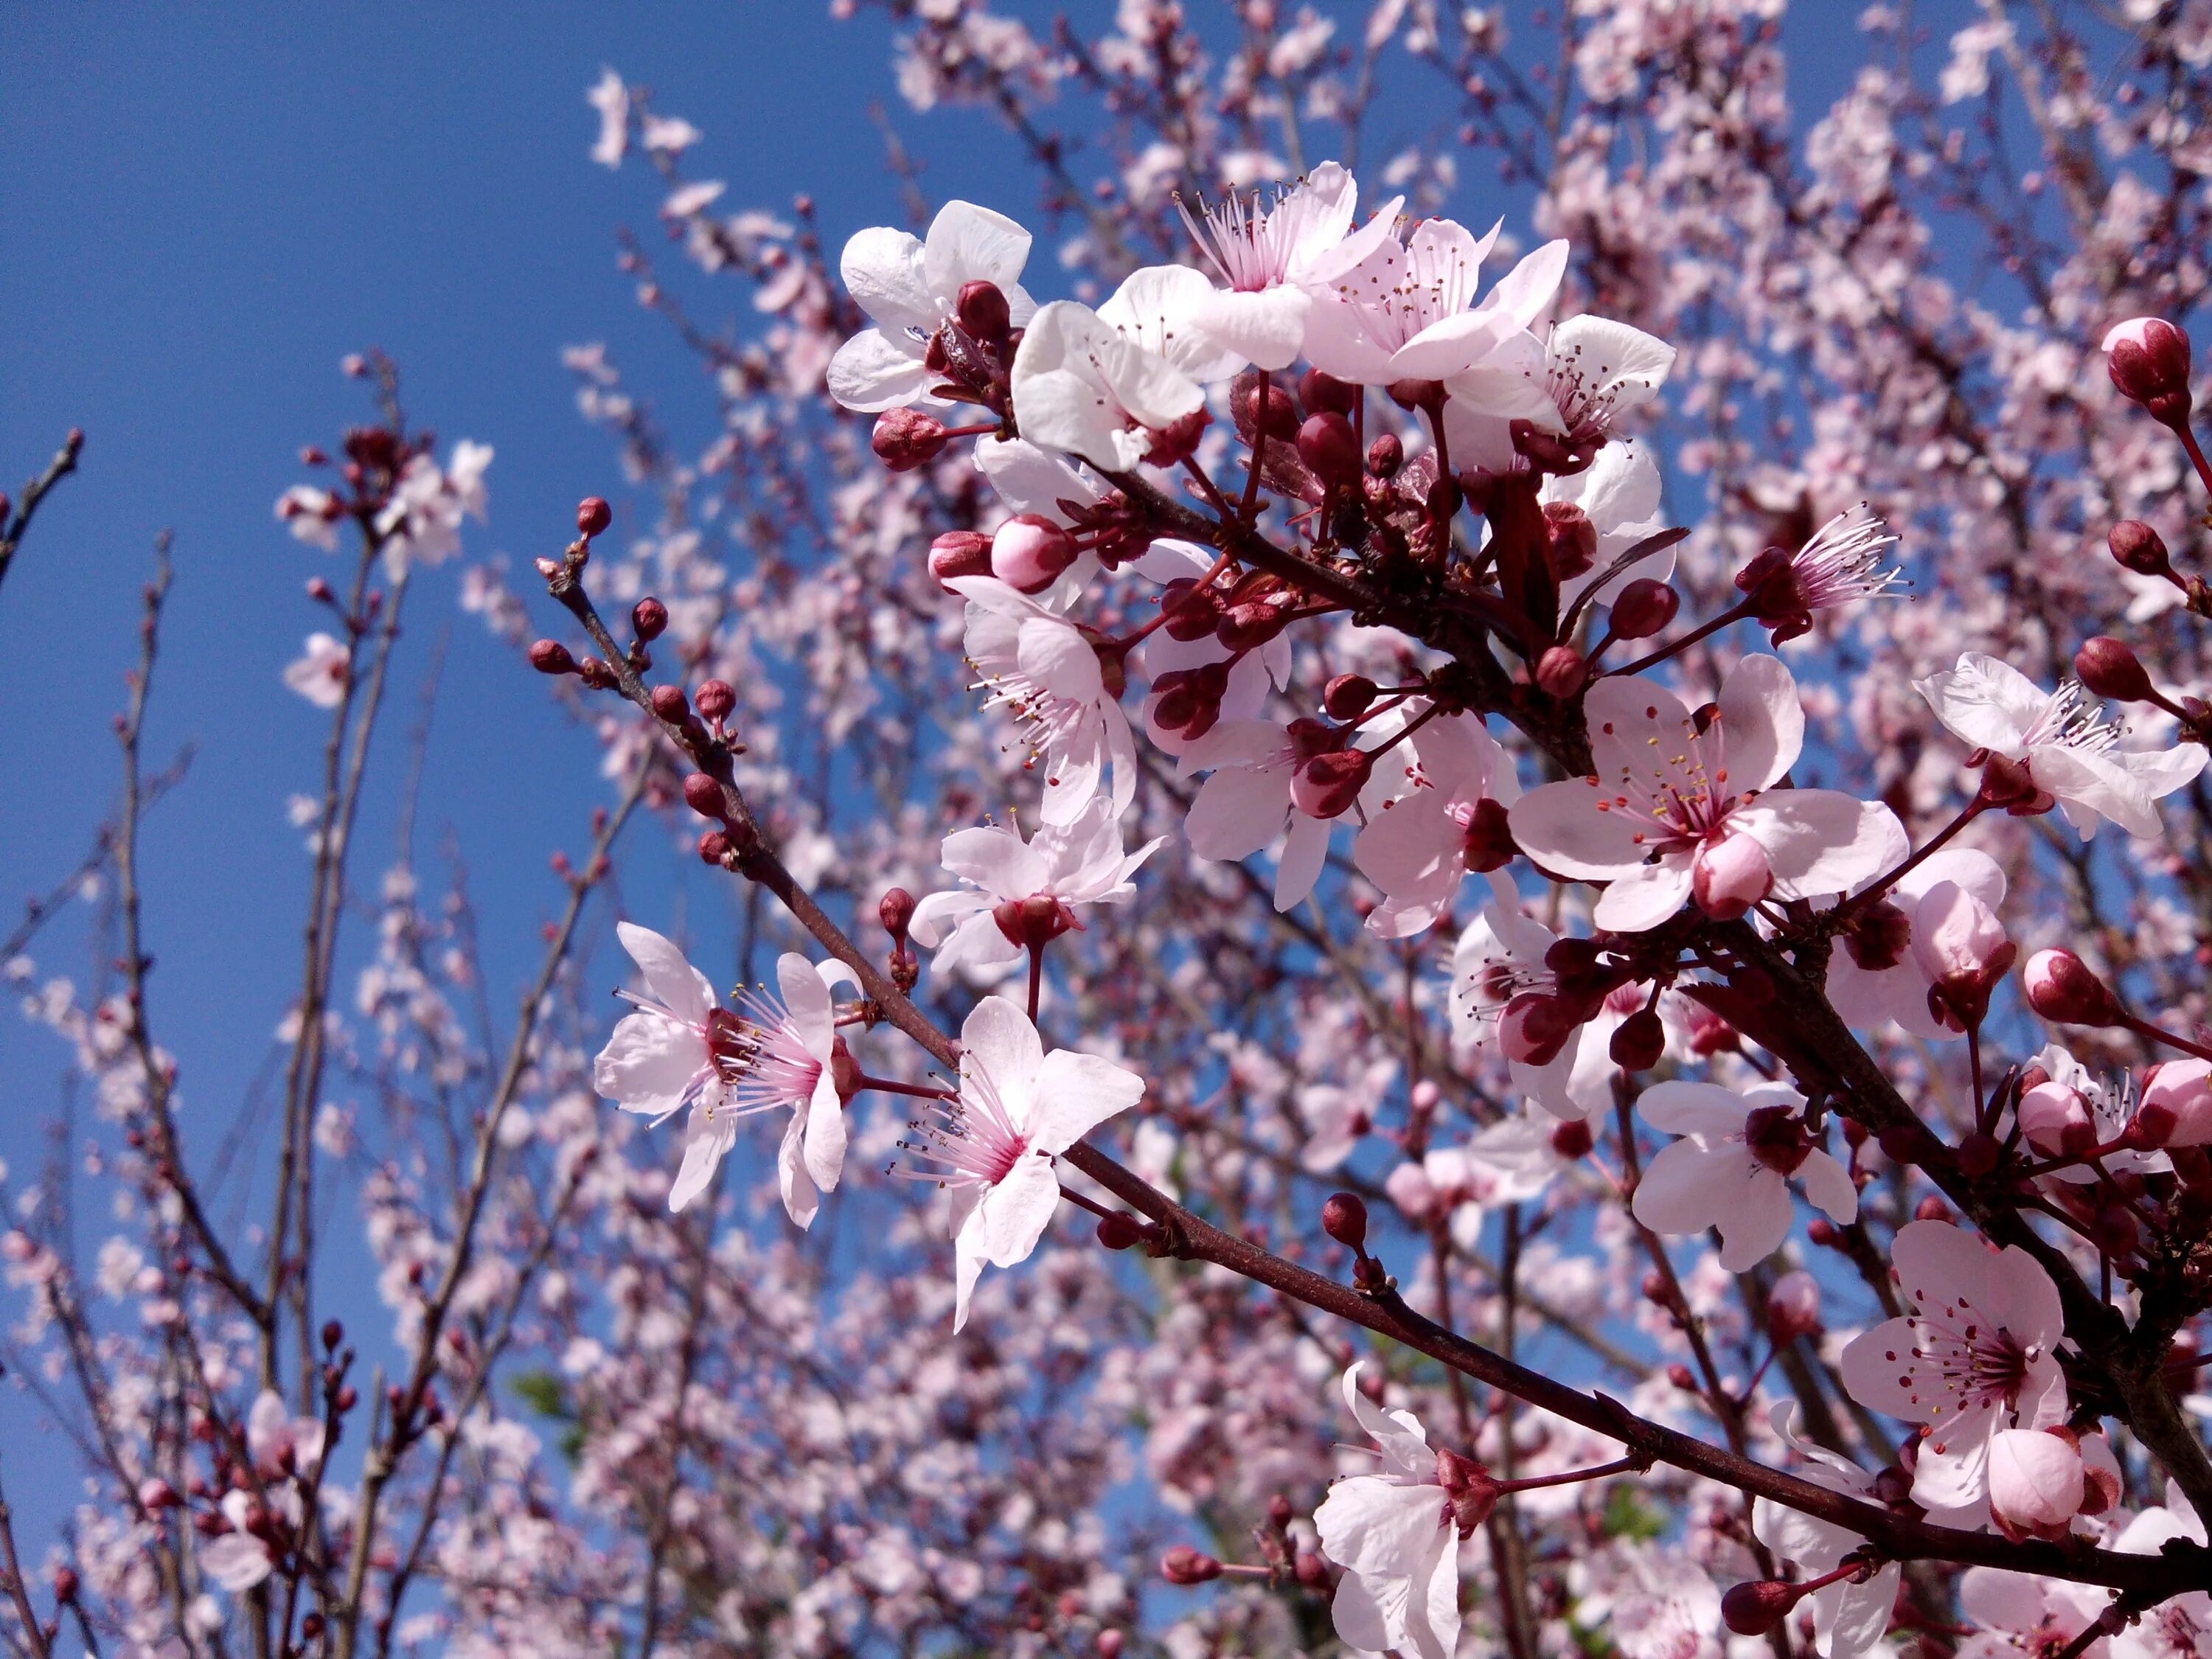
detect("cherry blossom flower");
top-left (1131, 538), bottom-right (1291, 760)
top-left (894, 995), bottom-right (1144, 1330)
top-left (245, 1388), bottom-right (325, 1478)
top-left (2014, 1046), bottom-right (2169, 1183)
top-left (905, 799), bottom-right (1164, 979)
top-left (585, 68), bottom-right (627, 168)
top-left (2113, 1489), bottom-right (2211, 1659)
top-left (1182, 714), bottom-right (1398, 911)
top-left (375, 440), bottom-right (491, 577)
top-left (1631, 1080), bottom-right (1856, 1270)
top-left (1509, 654), bottom-right (1901, 932)
top-left (1385, 1111), bottom-right (1567, 1248)
top-left (951, 575), bottom-right (1137, 825)
top-left (275, 484), bottom-right (341, 552)
top-left (201, 1490), bottom-right (279, 1593)
top-left (1827, 849), bottom-right (2004, 1041)
top-left (282, 633), bottom-right (351, 709)
top-left (1734, 505), bottom-right (1905, 644)
top-left (1444, 313), bottom-right (1677, 471)
top-left (592, 923), bottom-right (852, 1225)
top-left (828, 199), bottom-right (1037, 412)
top-left (1534, 439), bottom-right (1670, 612)
top-left (1449, 873), bottom-right (1625, 1121)
top-left (1355, 709), bottom-right (1520, 938)
top-left (1009, 299), bottom-right (1207, 471)
top-left (1840, 1220), bottom-right (2069, 1511)
top-left (1095, 263), bottom-right (1245, 386)
top-left (1301, 217), bottom-right (1568, 387)
top-left (1955, 1568), bottom-right (2112, 1659)
top-left (1915, 653), bottom-right (2206, 839)
top-left (1751, 1405), bottom-right (1899, 1659)
top-left (1313, 1363), bottom-right (1462, 1659)
top-left (1175, 161), bottom-right (1400, 370)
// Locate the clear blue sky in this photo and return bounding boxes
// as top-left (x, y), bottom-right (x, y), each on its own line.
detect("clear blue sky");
top-left (0, 0), bottom-right (1932, 1573)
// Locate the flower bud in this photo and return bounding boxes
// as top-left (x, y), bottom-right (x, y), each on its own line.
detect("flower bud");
top-left (1610, 1006), bottom-right (1666, 1072)
top-left (1097, 1632), bottom-right (1127, 1658)
top-left (872, 408), bottom-right (949, 472)
top-left (1534, 645), bottom-right (1587, 699)
top-left (53, 1567), bottom-right (78, 1605)
top-left (650, 684), bottom-right (689, 723)
top-left (1666, 1363), bottom-right (1697, 1390)
top-left (1160, 1545), bottom-right (1222, 1586)
top-left (2017, 1082), bottom-right (2095, 1158)
top-left (138, 1478), bottom-right (181, 1511)
top-left (528, 639), bottom-right (577, 676)
top-left (576, 496), bottom-right (612, 539)
top-left (1386, 378), bottom-right (1444, 412)
top-left (956, 279), bottom-right (1012, 347)
top-left (1609, 579), bottom-right (1679, 640)
top-left (2023, 947), bottom-right (2126, 1027)
top-left (2139, 1058), bottom-right (2212, 1146)
top-left (682, 773), bottom-right (728, 822)
top-left (1551, 1118), bottom-right (1594, 1160)
top-left (322, 1318), bottom-right (344, 1350)
top-left (1144, 407), bottom-right (1211, 468)
top-left (991, 514), bottom-right (1077, 592)
top-left (1324, 673), bottom-right (1377, 721)
top-left (1721, 1581), bottom-right (1803, 1637)
top-left (1691, 832), bottom-right (1774, 920)
top-left (2109, 519), bottom-right (2173, 577)
top-left (1297, 411), bottom-right (1363, 489)
top-left (1291, 748), bottom-right (1373, 818)
top-left (928, 529), bottom-right (993, 590)
top-left (1298, 367), bottom-right (1356, 416)
top-left (1159, 578), bottom-right (1222, 640)
top-left (1458, 797), bottom-right (1517, 873)
top-left (1955, 1130), bottom-right (2003, 1177)
top-left (695, 679), bottom-right (737, 723)
top-left (2074, 636), bottom-right (2154, 703)
top-left (1767, 1270), bottom-right (1822, 1343)
top-left (698, 828), bottom-right (731, 866)
top-left (1096, 1211), bottom-right (1147, 1251)
top-left (1238, 378), bottom-right (1301, 440)
top-left (2104, 317), bottom-right (2194, 425)
top-left (1366, 433), bottom-right (1402, 477)
top-left (1542, 501), bottom-right (1599, 582)
top-left (879, 886), bottom-right (917, 942)
top-left (1988, 1427), bottom-right (2086, 1543)
top-left (631, 597), bottom-right (668, 641)
top-left (1321, 1192), bottom-right (1368, 1253)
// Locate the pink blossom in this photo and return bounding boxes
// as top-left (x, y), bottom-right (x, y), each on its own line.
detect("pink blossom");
top-left (1630, 1081), bottom-right (1857, 1270)
top-left (1312, 1363), bottom-right (1461, 1659)
top-left (829, 200), bottom-right (1037, 412)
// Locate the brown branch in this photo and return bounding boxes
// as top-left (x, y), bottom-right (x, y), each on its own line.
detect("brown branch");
top-left (0, 429), bottom-right (84, 602)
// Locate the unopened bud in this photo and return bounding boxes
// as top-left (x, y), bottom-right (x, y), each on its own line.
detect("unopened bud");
top-left (1239, 378), bottom-right (1300, 441)
top-left (1609, 578), bottom-right (1680, 640)
top-left (1096, 1211), bottom-right (1147, 1251)
top-left (1767, 1270), bottom-right (1822, 1343)
top-left (1666, 1363), bottom-right (1697, 1390)
top-left (1459, 797), bottom-right (1517, 873)
top-left (879, 887), bottom-right (917, 941)
top-left (1324, 673), bottom-right (1378, 720)
top-left (1291, 748), bottom-right (1373, 818)
top-left (872, 408), bottom-right (949, 472)
top-left (53, 1568), bottom-right (78, 1605)
top-left (1386, 378), bottom-right (1444, 411)
top-left (992, 514), bottom-right (1077, 591)
top-left (1721, 1580), bottom-right (1803, 1637)
top-left (1299, 368), bottom-right (1356, 416)
top-left (682, 773), bottom-right (728, 822)
top-left (2109, 520), bottom-right (2173, 577)
top-left (1542, 501), bottom-right (1599, 581)
top-left (321, 1319), bottom-right (344, 1350)
top-left (1321, 1192), bottom-right (1368, 1253)
top-left (1297, 411), bottom-right (1363, 489)
top-left (697, 828), bottom-right (731, 865)
top-left (1610, 1006), bottom-right (1666, 1072)
top-left (1366, 433), bottom-right (1402, 477)
top-left (928, 529), bottom-right (994, 590)
top-left (576, 496), bottom-right (612, 539)
top-left (2023, 947), bottom-right (2126, 1027)
top-left (2104, 317), bottom-right (2194, 425)
top-left (631, 597), bottom-right (669, 641)
top-left (695, 679), bottom-right (737, 723)
top-left (2074, 637), bottom-right (2154, 703)
top-left (1534, 645), bottom-right (1587, 698)
top-left (956, 279), bottom-right (1012, 347)
top-left (650, 684), bottom-right (689, 723)
top-left (1551, 1119), bottom-right (1594, 1160)
top-left (528, 639), bottom-right (577, 676)
top-left (1160, 1545), bottom-right (1222, 1585)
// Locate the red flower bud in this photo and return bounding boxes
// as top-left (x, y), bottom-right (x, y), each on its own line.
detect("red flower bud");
top-left (682, 773), bottom-right (728, 822)
top-left (928, 529), bottom-right (994, 590)
top-left (1322, 1192), bottom-right (1368, 1253)
top-left (1609, 578), bottom-right (1680, 640)
top-left (631, 597), bottom-right (668, 641)
top-left (698, 828), bottom-right (731, 865)
top-left (1297, 411), bottom-right (1363, 489)
top-left (1298, 368), bottom-right (1357, 416)
top-left (1366, 433), bottom-right (1402, 477)
top-left (956, 279), bottom-right (1012, 347)
top-left (2074, 636), bottom-right (2154, 703)
top-left (2109, 519), bottom-right (2174, 577)
top-left (2023, 947), bottom-right (2127, 1027)
top-left (872, 408), bottom-right (949, 472)
top-left (1551, 1119), bottom-right (1595, 1160)
top-left (879, 887), bottom-right (917, 940)
top-left (528, 639), bottom-right (577, 676)
top-left (1324, 673), bottom-right (1378, 721)
top-left (992, 514), bottom-right (1077, 592)
top-left (1096, 1211), bottom-right (1147, 1251)
top-left (1239, 379), bottom-right (1301, 441)
top-left (1386, 378), bottom-right (1444, 411)
top-left (1535, 645), bottom-right (1587, 698)
top-left (1610, 1006), bottom-right (1666, 1072)
top-left (576, 496), bottom-right (612, 539)
top-left (650, 684), bottom-right (689, 723)
top-left (695, 679), bottom-right (737, 723)
top-left (1160, 1545), bottom-right (1222, 1585)
top-left (1291, 747), bottom-right (1373, 819)
top-left (1721, 1581), bottom-right (1803, 1637)
top-left (2104, 317), bottom-right (2194, 425)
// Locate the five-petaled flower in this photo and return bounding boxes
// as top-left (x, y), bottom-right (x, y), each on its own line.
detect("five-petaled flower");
top-left (592, 923), bottom-right (852, 1225)
top-left (1632, 1080), bottom-right (1857, 1270)
top-left (828, 200), bottom-right (1037, 412)
top-left (1312, 1363), bottom-right (1464, 1659)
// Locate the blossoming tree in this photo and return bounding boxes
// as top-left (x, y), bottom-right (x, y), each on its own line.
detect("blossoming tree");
top-left (13, 4), bottom-right (2212, 1657)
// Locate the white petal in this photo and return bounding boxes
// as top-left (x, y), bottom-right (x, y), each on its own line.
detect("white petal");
top-left (1025, 1049), bottom-right (1147, 1153)
top-left (924, 200), bottom-right (1031, 294)
top-left (616, 922), bottom-right (716, 1026)
top-left (1717, 654), bottom-right (1805, 793)
top-left (840, 226), bottom-right (935, 334)
top-left (801, 1075), bottom-right (846, 1194)
top-left (826, 328), bottom-right (933, 413)
top-left (978, 1151), bottom-right (1062, 1266)
top-left (961, 995), bottom-right (1046, 1112)
top-left (594, 1012), bottom-right (706, 1117)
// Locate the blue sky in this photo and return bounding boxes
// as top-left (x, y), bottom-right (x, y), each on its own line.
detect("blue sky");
top-left (0, 0), bottom-right (1956, 1575)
